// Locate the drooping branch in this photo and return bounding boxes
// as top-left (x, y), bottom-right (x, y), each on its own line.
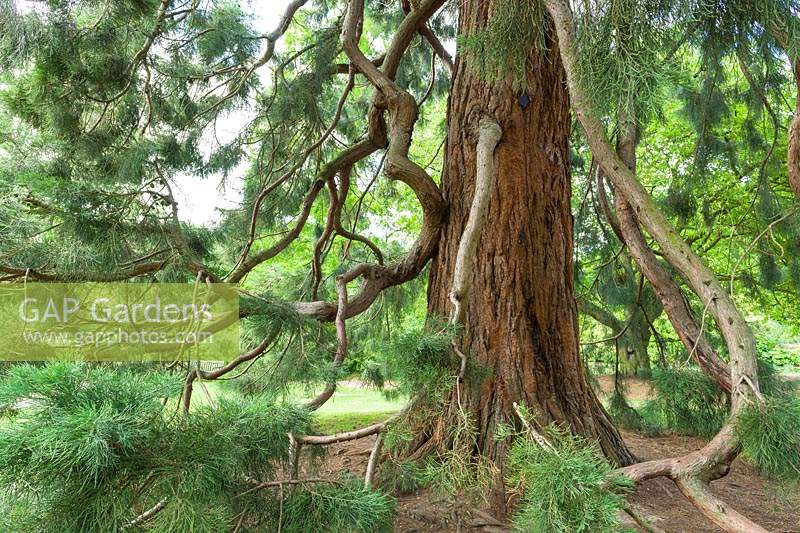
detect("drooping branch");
top-left (252, 1), bottom-right (311, 70)
top-left (289, 0), bottom-right (447, 323)
top-left (449, 116), bottom-right (501, 381)
top-left (597, 170), bottom-right (731, 392)
top-left (305, 264), bottom-right (369, 411)
top-left (97, 0), bottom-right (171, 105)
top-left (544, 0), bottom-right (766, 529)
top-left (545, 0), bottom-right (759, 412)
top-left (310, 169), bottom-right (387, 298)
top-left (400, 0), bottom-right (454, 74)
top-left (232, 67), bottom-right (359, 277)
top-left (227, 179), bottom-right (326, 283)
top-left (311, 178), bottom-right (341, 300)
top-left (331, 167), bottom-right (385, 264)
top-left (182, 335), bottom-right (274, 414)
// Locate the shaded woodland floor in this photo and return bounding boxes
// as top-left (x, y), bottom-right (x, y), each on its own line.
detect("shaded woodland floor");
top-left (316, 431), bottom-right (800, 532)
top-left (309, 376), bottom-right (800, 532)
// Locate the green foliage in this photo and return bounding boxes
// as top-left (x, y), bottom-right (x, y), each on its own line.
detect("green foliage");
top-left (735, 397), bottom-right (800, 481)
top-left (416, 408), bottom-right (496, 501)
top-left (607, 388), bottom-right (659, 436)
top-left (506, 426), bottom-right (633, 533)
top-left (458, 0), bottom-right (546, 91)
top-left (265, 479), bottom-right (396, 533)
top-left (574, 0), bottom-right (672, 118)
top-left (0, 362), bottom-right (397, 532)
top-left (361, 322), bottom-right (459, 401)
top-left (757, 357), bottom-right (797, 399)
top-left (376, 460), bottom-right (425, 495)
top-left (756, 322), bottom-right (800, 369)
top-left (640, 366), bottom-right (728, 438)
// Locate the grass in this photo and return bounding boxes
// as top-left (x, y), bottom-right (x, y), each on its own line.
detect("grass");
top-left (192, 380), bottom-right (407, 434)
top-left (299, 384), bottom-right (407, 433)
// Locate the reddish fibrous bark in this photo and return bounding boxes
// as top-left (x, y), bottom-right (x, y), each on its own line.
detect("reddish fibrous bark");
top-left (789, 60), bottom-right (800, 199)
top-left (413, 0), bottom-right (634, 476)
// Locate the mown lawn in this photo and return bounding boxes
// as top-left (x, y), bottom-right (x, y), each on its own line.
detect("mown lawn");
top-left (193, 380), bottom-right (406, 433)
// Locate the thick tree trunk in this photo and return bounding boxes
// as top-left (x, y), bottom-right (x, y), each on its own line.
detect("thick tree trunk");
top-left (419, 0), bottom-right (634, 472)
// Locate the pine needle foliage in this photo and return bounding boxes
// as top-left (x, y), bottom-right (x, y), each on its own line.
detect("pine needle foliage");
top-left (639, 366), bottom-right (728, 438)
top-left (735, 397), bottom-right (800, 481)
top-left (458, 0), bottom-right (547, 91)
top-left (269, 479), bottom-right (396, 533)
top-left (574, 0), bottom-right (673, 119)
top-left (417, 407), bottom-right (496, 501)
top-left (361, 322), bottom-right (459, 401)
top-left (376, 460), bottom-right (426, 495)
top-left (505, 426), bottom-right (633, 533)
top-left (0, 362), bottom-right (395, 532)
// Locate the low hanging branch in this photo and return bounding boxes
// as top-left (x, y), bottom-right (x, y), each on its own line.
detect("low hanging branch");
top-left (543, 0), bottom-right (766, 530)
top-left (276, 0), bottom-right (447, 325)
top-left (182, 335), bottom-right (275, 414)
top-left (597, 166), bottom-right (732, 393)
top-left (305, 264), bottom-right (369, 411)
top-left (544, 0), bottom-right (760, 405)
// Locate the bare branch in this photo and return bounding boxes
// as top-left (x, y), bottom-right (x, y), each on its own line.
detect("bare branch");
top-left (449, 117), bottom-right (502, 326)
top-left (124, 498), bottom-right (167, 530)
top-left (305, 264), bottom-right (369, 411)
top-left (364, 432), bottom-right (384, 489)
top-left (182, 335), bottom-right (274, 414)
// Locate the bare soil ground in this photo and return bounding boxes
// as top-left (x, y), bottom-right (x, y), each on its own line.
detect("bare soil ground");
top-left (317, 433), bottom-right (799, 532)
top-left (311, 375), bottom-right (800, 532)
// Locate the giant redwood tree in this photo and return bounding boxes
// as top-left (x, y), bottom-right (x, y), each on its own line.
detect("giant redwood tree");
top-left (420, 0), bottom-right (632, 467)
top-left (1, 0), bottom-right (799, 530)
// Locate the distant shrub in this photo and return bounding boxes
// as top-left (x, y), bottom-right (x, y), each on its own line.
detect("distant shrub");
top-left (755, 321), bottom-right (800, 369)
top-left (757, 337), bottom-right (800, 368)
top-left (607, 388), bottom-right (660, 436)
